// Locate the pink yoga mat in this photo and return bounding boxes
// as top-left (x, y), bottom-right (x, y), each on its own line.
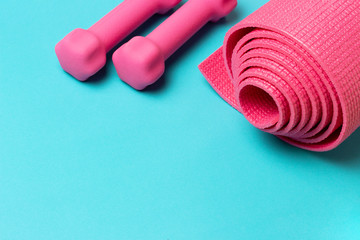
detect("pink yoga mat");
top-left (199, 0), bottom-right (360, 152)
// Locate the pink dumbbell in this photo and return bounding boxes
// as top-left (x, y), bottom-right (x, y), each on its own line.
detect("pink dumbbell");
top-left (112, 0), bottom-right (237, 90)
top-left (55, 0), bottom-right (181, 81)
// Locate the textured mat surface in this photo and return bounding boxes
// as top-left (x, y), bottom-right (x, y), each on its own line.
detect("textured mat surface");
top-left (199, 0), bottom-right (360, 151)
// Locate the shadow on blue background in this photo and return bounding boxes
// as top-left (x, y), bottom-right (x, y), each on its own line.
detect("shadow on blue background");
top-left (259, 128), bottom-right (360, 164)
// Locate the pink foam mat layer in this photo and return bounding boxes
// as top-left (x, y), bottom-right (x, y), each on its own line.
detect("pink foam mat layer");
top-left (199, 0), bottom-right (360, 151)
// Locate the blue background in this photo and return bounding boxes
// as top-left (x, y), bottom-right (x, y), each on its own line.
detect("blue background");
top-left (1, 0), bottom-right (360, 239)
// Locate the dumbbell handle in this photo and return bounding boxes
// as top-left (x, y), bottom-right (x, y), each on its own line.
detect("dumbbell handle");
top-left (147, 0), bottom-right (213, 59)
top-left (89, 0), bottom-right (160, 52)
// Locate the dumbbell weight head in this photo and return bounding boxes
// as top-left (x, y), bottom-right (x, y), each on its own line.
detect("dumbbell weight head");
top-left (55, 28), bottom-right (106, 81)
top-left (112, 36), bottom-right (165, 90)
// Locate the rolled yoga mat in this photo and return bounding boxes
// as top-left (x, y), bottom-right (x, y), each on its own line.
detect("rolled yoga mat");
top-left (198, 0), bottom-right (360, 152)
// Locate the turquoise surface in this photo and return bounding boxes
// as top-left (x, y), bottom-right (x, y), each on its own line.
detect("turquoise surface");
top-left (1, 0), bottom-right (360, 239)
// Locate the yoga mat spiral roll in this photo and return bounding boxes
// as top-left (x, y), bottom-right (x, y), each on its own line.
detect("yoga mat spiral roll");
top-left (199, 0), bottom-right (360, 152)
